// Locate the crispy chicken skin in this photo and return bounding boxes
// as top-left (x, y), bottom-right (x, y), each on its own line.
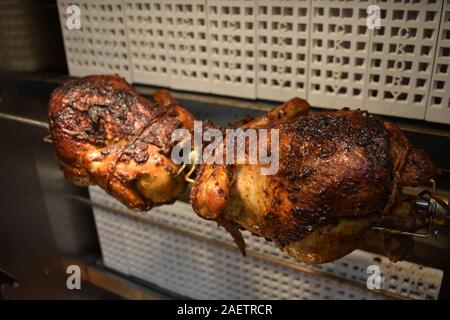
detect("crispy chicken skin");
top-left (49, 75), bottom-right (194, 210)
top-left (191, 98), bottom-right (438, 264)
top-left (49, 75), bottom-right (439, 264)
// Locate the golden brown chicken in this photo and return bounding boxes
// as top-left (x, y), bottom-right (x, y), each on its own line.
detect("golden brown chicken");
top-left (49, 75), bottom-right (194, 210)
top-left (191, 98), bottom-right (438, 264)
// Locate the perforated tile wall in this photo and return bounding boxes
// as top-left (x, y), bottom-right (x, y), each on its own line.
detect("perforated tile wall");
top-left (165, 1), bottom-right (210, 93)
top-left (57, 0), bottom-right (131, 81)
top-left (89, 186), bottom-right (443, 300)
top-left (256, 0), bottom-right (310, 101)
top-left (365, 0), bottom-right (442, 119)
top-left (207, 0), bottom-right (257, 99)
top-left (124, 1), bottom-right (169, 86)
top-left (426, 0), bottom-right (450, 124)
top-left (307, 0), bottom-right (372, 109)
top-left (57, 0), bottom-right (450, 124)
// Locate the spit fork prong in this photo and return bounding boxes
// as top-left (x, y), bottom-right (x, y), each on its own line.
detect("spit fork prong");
top-left (372, 180), bottom-right (449, 238)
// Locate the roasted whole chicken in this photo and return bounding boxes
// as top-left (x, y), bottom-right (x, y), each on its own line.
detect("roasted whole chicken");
top-left (49, 75), bottom-right (194, 210)
top-left (191, 98), bottom-right (439, 264)
top-left (49, 75), bottom-right (441, 264)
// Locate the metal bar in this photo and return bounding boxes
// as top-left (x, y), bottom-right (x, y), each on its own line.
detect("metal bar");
top-left (4, 72), bottom-right (449, 138)
top-left (86, 264), bottom-right (173, 300)
top-left (372, 225), bottom-right (431, 238)
top-left (0, 112), bottom-right (49, 130)
top-left (69, 195), bottom-right (409, 300)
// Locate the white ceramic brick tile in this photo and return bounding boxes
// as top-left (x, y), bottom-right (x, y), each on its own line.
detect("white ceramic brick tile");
top-left (93, 208), bottom-right (131, 275)
top-left (308, 0), bottom-right (372, 109)
top-left (89, 186), bottom-right (443, 300)
top-left (57, 1), bottom-right (450, 124)
top-left (207, 0), bottom-right (257, 99)
top-left (365, 0), bottom-right (442, 120)
top-left (124, 0), bottom-right (169, 86)
top-left (256, 0), bottom-right (310, 102)
top-left (165, 1), bottom-right (210, 93)
top-left (426, 1), bottom-right (450, 124)
top-left (57, 0), bottom-right (131, 81)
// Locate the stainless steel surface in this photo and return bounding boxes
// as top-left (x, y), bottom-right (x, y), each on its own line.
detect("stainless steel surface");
top-left (0, 77), bottom-right (114, 299)
top-left (86, 264), bottom-right (172, 300)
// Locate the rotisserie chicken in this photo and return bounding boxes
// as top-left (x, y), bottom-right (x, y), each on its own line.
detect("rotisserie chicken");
top-left (49, 75), bottom-right (440, 264)
top-left (191, 98), bottom-right (439, 264)
top-left (48, 75), bottom-right (194, 210)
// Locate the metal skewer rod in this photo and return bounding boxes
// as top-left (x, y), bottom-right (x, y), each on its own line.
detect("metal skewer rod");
top-left (0, 112), bottom-right (49, 130)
